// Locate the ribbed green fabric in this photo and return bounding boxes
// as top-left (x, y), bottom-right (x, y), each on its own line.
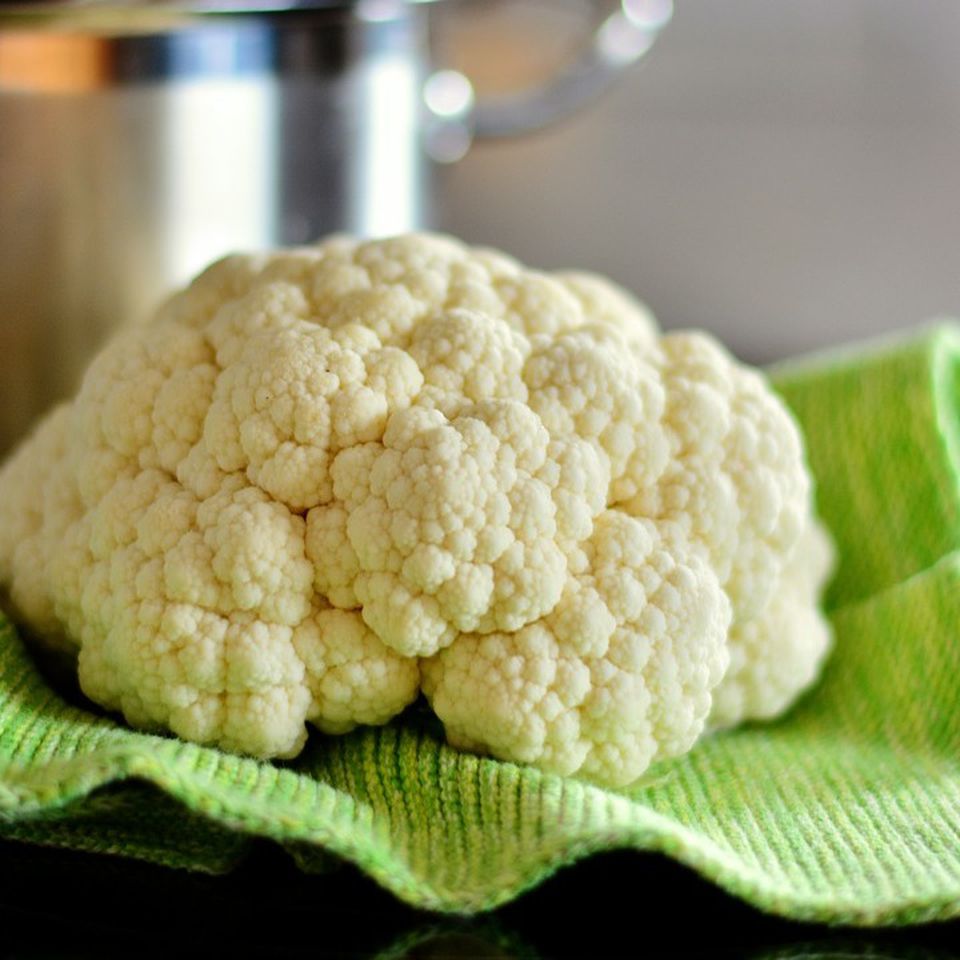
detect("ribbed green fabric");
top-left (1, 324), bottom-right (959, 925)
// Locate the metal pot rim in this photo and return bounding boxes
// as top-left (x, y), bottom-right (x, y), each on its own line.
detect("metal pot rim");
top-left (0, 0), bottom-right (439, 26)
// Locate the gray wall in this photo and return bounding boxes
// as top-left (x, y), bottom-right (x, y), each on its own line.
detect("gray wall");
top-left (437, 1), bottom-right (960, 363)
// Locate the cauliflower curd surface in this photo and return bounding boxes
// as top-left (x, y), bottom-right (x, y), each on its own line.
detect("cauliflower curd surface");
top-left (0, 234), bottom-right (832, 786)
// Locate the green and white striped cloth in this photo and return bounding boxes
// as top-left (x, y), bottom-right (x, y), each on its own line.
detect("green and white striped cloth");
top-left (1, 323), bottom-right (959, 926)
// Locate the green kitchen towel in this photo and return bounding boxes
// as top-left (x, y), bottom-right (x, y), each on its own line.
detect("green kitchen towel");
top-left (1, 323), bottom-right (959, 926)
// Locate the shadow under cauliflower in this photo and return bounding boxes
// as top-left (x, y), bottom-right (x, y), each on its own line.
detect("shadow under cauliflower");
top-left (0, 233), bottom-right (833, 787)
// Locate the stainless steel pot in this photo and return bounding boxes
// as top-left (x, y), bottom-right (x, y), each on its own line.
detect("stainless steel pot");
top-left (0, 0), bottom-right (671, 450)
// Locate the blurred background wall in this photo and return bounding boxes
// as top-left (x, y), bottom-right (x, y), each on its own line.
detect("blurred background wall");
top-left (435, 0), bottom-right (960, 363)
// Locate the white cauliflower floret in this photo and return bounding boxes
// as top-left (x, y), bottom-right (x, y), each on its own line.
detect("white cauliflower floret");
top-left (709, 518), bottom-right (834, 729)
top-left (523, 327), bottom-right (669, 502)
top-left (422, 513), bottom-right (731, 787)
top-left (293, 604), bottom-right (420, 734)
top-left (408, 309), bottom-right (529, 416)
top-left (625, 333), bottom-right (810, 625)
top-left (554, 271), bottom-right (658, 355)
top-left (0, 405), bottom-right (81, 643)
top-left (204, 322), bottom-right (422, 511)
top-left (310, 400), bottom-right (572, 657)
top-left (0, 233), bottom-right (831, 784)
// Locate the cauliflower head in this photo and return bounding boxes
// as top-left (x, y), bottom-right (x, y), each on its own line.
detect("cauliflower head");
top-left (0, 233), bottom-right (832, 786)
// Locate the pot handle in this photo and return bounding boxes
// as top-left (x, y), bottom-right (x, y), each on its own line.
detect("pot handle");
top-left (423, 0), bottom-right (672, 157)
